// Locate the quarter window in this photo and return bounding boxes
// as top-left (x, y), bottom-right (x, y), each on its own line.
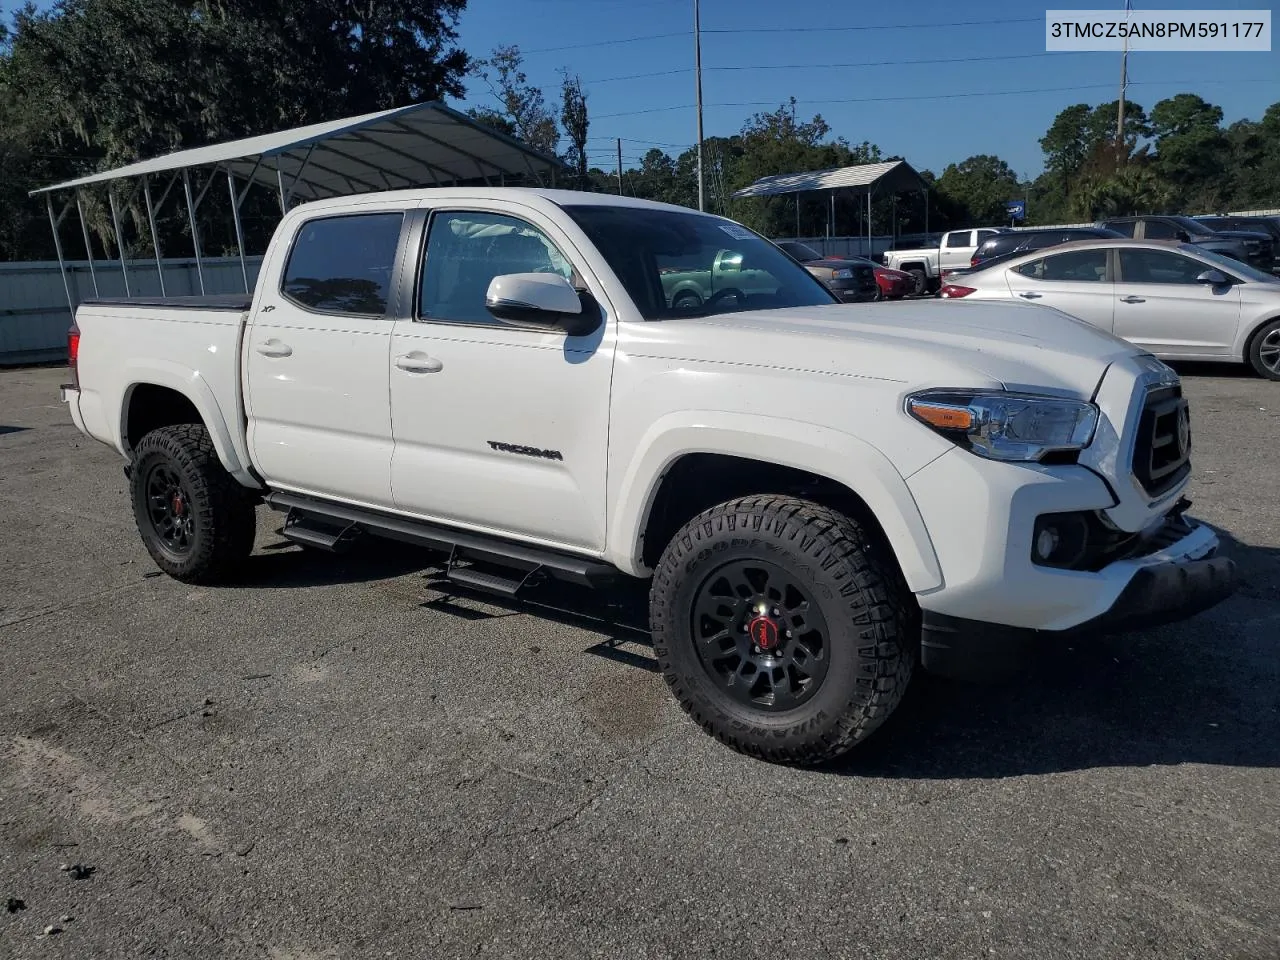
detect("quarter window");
top-left (1014, 249), bottom-right (1109, 282)
top-left (281, 213), bottom-right (404, 316)
top-left (1119, 249), bottom-right (1213, 284)
top-left (418, 211), bottom-right (574, 326)
top-left (1141, 219), bottom-right (1180, 240)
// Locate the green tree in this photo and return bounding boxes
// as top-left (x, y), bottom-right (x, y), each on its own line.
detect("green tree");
top-left (935, 154), bottom-right (1020, 226)
top-left (470, 44), bottom-right (558, 156)
top-left (558, 70), bottom-right (589, 188)
top-left (1149, 93), bottom-right (1229, 210)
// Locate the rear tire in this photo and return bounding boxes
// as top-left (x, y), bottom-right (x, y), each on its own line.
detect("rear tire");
top-left (649, 495), bottom-right (916, 766)
top-left (129, 424), bottom-right (256, 584)
top-left (1246, 318), bottom-right (1280, 381)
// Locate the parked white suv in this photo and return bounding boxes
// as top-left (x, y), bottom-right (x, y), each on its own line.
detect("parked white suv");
top-left (60, 189), bottom-right (1236, 765)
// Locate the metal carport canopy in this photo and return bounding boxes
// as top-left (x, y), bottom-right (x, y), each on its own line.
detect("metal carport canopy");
top-left (30, 101), bottom-right (567, 307)
top-left (29, 100), bottom-right (565, 202)
top-left (730, 159), bottom-right (928, 199)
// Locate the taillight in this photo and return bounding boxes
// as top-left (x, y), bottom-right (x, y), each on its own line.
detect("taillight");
top-left (939, 284), bottom-right (976, 299)
top-left (68, 323), bottom-right (80, 388)
top-left (970, 254), bottom-right (982, 266)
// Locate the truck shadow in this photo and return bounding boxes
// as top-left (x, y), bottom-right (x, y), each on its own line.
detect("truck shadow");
top-left (839, 527), bottom-right (1280, 779)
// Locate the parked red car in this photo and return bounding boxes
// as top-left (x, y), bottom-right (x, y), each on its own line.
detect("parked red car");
top-left (776, 241), bottom-right (912, 300)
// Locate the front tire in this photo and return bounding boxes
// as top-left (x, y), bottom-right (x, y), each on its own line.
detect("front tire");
top-left (907, 268), bottom-right (927, 296)
top-left (649, 495), bottom-right (916, 765)
top-left (1247, 318), bottom-right (1280, 381)
top-left (129, 424), bottom-right (256, 584)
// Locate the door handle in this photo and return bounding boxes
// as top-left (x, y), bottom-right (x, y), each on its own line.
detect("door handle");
top-left (395, 353), bottom-right (444, 374)
top-left (1120, 296), bottom-right (1146, 304)
top-left (1018, 292), bottom-right (1042, 299)
top-left (255, 339), bottom-right (292, 358)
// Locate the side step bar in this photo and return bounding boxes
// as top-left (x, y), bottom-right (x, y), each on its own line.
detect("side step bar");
top-left (264, 491), bottom-right (617, 589)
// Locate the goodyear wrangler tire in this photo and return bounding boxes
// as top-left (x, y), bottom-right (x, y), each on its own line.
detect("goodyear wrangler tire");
top-left (129, 424), bottom-right (256, 584)
top-left (649, 495), bottom-right (916, 765)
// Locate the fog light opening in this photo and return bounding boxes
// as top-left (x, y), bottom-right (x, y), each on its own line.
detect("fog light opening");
top-left (1035, 527), bottom-right (1061, 562)
top-left (1031, 513), bottom-right (1091, 569)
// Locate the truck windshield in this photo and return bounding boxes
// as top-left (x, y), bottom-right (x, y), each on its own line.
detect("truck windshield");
top-left (1169, 216), bottom-right (1217, 238)
top-left (562, 205), bottom-right (839, 319)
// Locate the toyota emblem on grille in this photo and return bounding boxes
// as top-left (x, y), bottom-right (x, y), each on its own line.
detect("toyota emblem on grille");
top-left (1176, 405), bottom-right (1191, 457)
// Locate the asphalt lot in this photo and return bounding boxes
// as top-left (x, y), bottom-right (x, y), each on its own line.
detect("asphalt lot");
top-left (2, 362), bottom-right (1278, 960)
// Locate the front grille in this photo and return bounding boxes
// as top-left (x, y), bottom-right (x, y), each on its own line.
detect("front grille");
top-left (1133, 385), bottom-right (1191, 498)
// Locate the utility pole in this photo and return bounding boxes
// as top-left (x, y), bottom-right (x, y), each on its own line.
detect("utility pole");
top-left (1117, 0), bottom-right (1131, 163)
top-left (694, 0), bottom-right (705, 211)
top-left (616, 138), bottom-right (624, 195)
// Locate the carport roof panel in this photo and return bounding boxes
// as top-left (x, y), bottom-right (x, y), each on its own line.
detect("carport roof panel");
top-left (29, 101), bottom-right (566, 199)
top-left (731, 159), bottom-right (928, 199)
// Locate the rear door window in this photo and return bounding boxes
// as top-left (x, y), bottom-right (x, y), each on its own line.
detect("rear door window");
top-left (946, 231), bottom-right (972, 248)
top-left (1104, 220), bottom-right (1137, 238)
top-left (1014, 249), bottom-right (1109, 282)
top-left (1141, 219), bottom-right (1180, 240)
top-left (281, 212), bottom-right (405, 316)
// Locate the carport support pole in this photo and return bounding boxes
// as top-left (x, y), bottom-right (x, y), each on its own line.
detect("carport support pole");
top-left (74, 189), bottom-right (99, 298)
top-left (182, 170), bottom-right (206, 296)
top-left (108, 190), bottom-right (131, 297)
top-left (227, 169), bottom-right (249, 293)
top-left (795, 194), bottom-right (800, 237)
top-left (45, 195), bottom-right (74, 314)
top-left (143, 175), bottom-right (167, 296)
top-left (923, 187), bottom-right (928, 236)
top-left (866, 190), bottom-right (872, 258)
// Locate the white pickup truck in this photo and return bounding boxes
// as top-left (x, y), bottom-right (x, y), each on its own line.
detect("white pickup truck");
top-left (882, 227), bottom-right (1007, 294)
top-left (61, 188), bottom-right (1236, 765)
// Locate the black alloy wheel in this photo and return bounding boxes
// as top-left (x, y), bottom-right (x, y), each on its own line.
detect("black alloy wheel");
top-left (144, 462), bottom-right (196, 561)
top-left (691, 559), bottom-right (832, 711)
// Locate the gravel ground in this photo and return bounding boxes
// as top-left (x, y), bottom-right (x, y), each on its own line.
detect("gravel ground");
top-left (1, 362), bottom-right (1278, 960)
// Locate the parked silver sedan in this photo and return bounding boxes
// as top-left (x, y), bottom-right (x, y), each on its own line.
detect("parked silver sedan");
top-left (939, 239), bottom-right (1280, 380)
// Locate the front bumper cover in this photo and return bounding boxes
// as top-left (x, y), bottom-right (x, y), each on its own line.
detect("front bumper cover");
top-left (920, 532), bottom-right (1237, 680)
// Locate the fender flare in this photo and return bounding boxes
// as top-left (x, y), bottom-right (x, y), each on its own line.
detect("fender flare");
top-left (607, 411), bottom-right (944, 593)
top-left (118, 360), bottom-right (260, 488)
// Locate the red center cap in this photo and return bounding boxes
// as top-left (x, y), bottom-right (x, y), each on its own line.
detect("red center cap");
top-left (172, 495), bottom-right (184, 517)
top-left (747, 616), bottom-right (779, 651)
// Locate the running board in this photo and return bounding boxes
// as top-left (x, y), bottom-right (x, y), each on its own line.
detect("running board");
top-left (263, 491), bottom-right (616, 588)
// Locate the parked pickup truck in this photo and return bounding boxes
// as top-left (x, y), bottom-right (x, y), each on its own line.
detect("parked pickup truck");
top-left (61, 188), bottom-right (1237, 765)
top-left (882, 227), bottom-right (1007, 295)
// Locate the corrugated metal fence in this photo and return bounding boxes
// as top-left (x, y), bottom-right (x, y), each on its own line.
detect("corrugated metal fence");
top-left (1, 256), bottom-right (262, 365)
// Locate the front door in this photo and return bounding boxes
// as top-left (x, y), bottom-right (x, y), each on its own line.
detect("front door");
top-left (1112, 248), bottom-right (1242, 357)
top-left (388, 203), bottom-right (616, 552)
top-left (243, 207), bottom-right (409, 508)
top-left (1004, 247), bottom-right (1116, 332)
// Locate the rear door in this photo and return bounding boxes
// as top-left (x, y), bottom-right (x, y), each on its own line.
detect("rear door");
top-left (1111, 247), bottom-right (1242, 357)
top-left (243, 205), bottom-right (411, 508)
top-left (1003, 247), bottom-right (1115, 332)
top-left (939, 230), bottom-right (975, 271)
top-left (387, 201), bottom-right (616, 552)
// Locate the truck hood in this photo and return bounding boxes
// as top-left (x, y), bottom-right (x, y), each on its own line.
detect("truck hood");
top-left (627, 299), bottom-right (1143, 398)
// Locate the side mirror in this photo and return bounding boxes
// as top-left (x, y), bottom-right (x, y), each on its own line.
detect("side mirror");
top-left (1176, 230), bottom-right (1191, 242)
top-left (485, 273), bottom-right (596, 336)
top-left (1195, 269), bottom-right (1229, 286)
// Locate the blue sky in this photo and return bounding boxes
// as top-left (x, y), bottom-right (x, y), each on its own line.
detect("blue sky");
top-left (7, 0), bottom-right (1278, 178)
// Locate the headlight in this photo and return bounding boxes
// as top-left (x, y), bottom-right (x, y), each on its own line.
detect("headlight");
top-left (831, 268), bottom-right (853, 280)
top-left (906, 390), bottom-right (1099, 462)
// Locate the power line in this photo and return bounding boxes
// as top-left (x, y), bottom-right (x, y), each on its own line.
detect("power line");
top-left (592, 77), bottom-right (1279, 120)
top-left (522, 31), bottom-right (683, 55)
top-left (564, 51), bottom-right (1100, 87)
top-left (702, 16), bottom-right (1041, 35)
